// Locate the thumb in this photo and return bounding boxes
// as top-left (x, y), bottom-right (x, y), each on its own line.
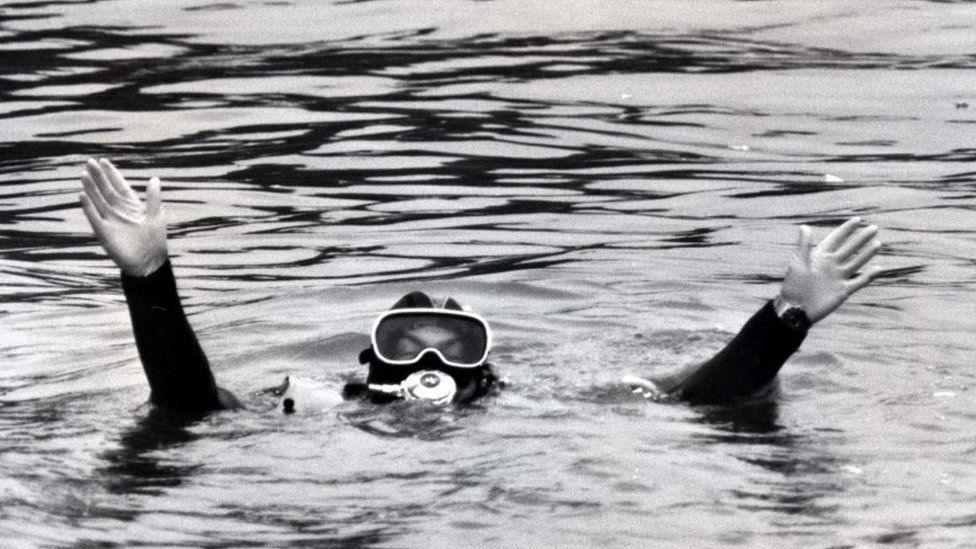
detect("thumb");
top-left (146, 177), bottom-right (162, 218)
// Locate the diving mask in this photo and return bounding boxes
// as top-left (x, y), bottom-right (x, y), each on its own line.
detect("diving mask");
top-left (371, 308), bottom-right (491, 368)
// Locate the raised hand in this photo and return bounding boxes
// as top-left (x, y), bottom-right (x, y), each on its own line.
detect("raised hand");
top-left (778, 217), bottom-right (882, 324)
top-left (79, 158), bottom-right (168, 277)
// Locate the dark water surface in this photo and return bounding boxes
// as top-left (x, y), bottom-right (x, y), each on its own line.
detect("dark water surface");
top-left (1, 1), bottom-right (975, 547)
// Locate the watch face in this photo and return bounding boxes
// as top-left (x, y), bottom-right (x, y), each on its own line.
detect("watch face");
top-left (782, 307), bottom-right (811, 330)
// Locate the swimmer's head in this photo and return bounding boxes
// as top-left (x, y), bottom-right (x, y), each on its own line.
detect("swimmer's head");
top-left (360, 291), bottom-right (497, 404)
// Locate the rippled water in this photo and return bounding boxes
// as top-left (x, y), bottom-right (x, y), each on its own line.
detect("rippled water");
top-left (2, 1), bottom-right (976, 547)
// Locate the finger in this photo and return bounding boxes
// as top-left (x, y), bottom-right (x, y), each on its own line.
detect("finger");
top-left (79, 194), bottom-right (106, 235)
top-left (842, 239), bottom-right (882, 276)
top-left (83, 173), bottom-right (141, 223)
top-left (796, 225), bottom-right (813, 267)
top-left (86, 158), bottom-right (128, 208)
top-left (820, 217), bottom-right (862, 252)
top-left (834, 224), bottom-right (879, 261)
top-left (845, 265), bottom-right (883, 295)
top-left (81, 173), bottom-right (111, 218)
top-left (145, 176), bottom-right (162, 218)
top-left (99, 157), bottom-right (138, 202)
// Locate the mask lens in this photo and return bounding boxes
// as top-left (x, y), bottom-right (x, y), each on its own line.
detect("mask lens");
top-left (374, 312), bottom-right (489, 366)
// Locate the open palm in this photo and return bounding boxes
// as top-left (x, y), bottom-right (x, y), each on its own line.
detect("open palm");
top-left (779, 217), bottom-right (882, 323)
top-left (79, 158), bottom-right (168, 277)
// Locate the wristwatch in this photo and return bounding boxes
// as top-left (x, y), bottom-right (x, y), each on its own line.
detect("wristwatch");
top-left (773, 296), bottom-right (812, 331)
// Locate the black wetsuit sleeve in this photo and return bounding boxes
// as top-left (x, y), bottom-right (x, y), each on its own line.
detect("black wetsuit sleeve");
top-left (121, 260), bottom-right (234, 412)
top-left (670, 300), bottom-right (808, 404)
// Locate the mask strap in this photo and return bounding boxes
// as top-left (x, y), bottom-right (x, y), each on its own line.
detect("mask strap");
top-left (443, 297), bottom-right (464, 310)
top-left (359, 348), bottom-right (375, 365)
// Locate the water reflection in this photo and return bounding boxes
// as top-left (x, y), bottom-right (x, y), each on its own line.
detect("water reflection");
top-left (695, 398), bottom-right (784, 438)
top-left (694, 399), bottom-right (848, 520)
top-left (340, 400), bottom-right (480, 440)
top-left (99, 407), bottom-right (207, 497)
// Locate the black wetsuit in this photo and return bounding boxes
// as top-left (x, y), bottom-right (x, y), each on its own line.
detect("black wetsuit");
top-left (120, 261), bottom-right (808, 412)
top-left (121, 261), bottom-right (240, 411)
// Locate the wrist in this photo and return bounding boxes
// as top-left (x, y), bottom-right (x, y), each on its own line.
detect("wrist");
top-left (773, 295), bottom-right (797, 317)
top-left (121, 253), bottom-right (167, 278)
top-left (121, 259), bottom-right (173, 291)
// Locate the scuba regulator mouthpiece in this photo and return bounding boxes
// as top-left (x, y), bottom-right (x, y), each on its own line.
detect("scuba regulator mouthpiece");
top-left (367, 369), bottom-right (457, 405)
top-left (401, 370), bottom-right (457, 404)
